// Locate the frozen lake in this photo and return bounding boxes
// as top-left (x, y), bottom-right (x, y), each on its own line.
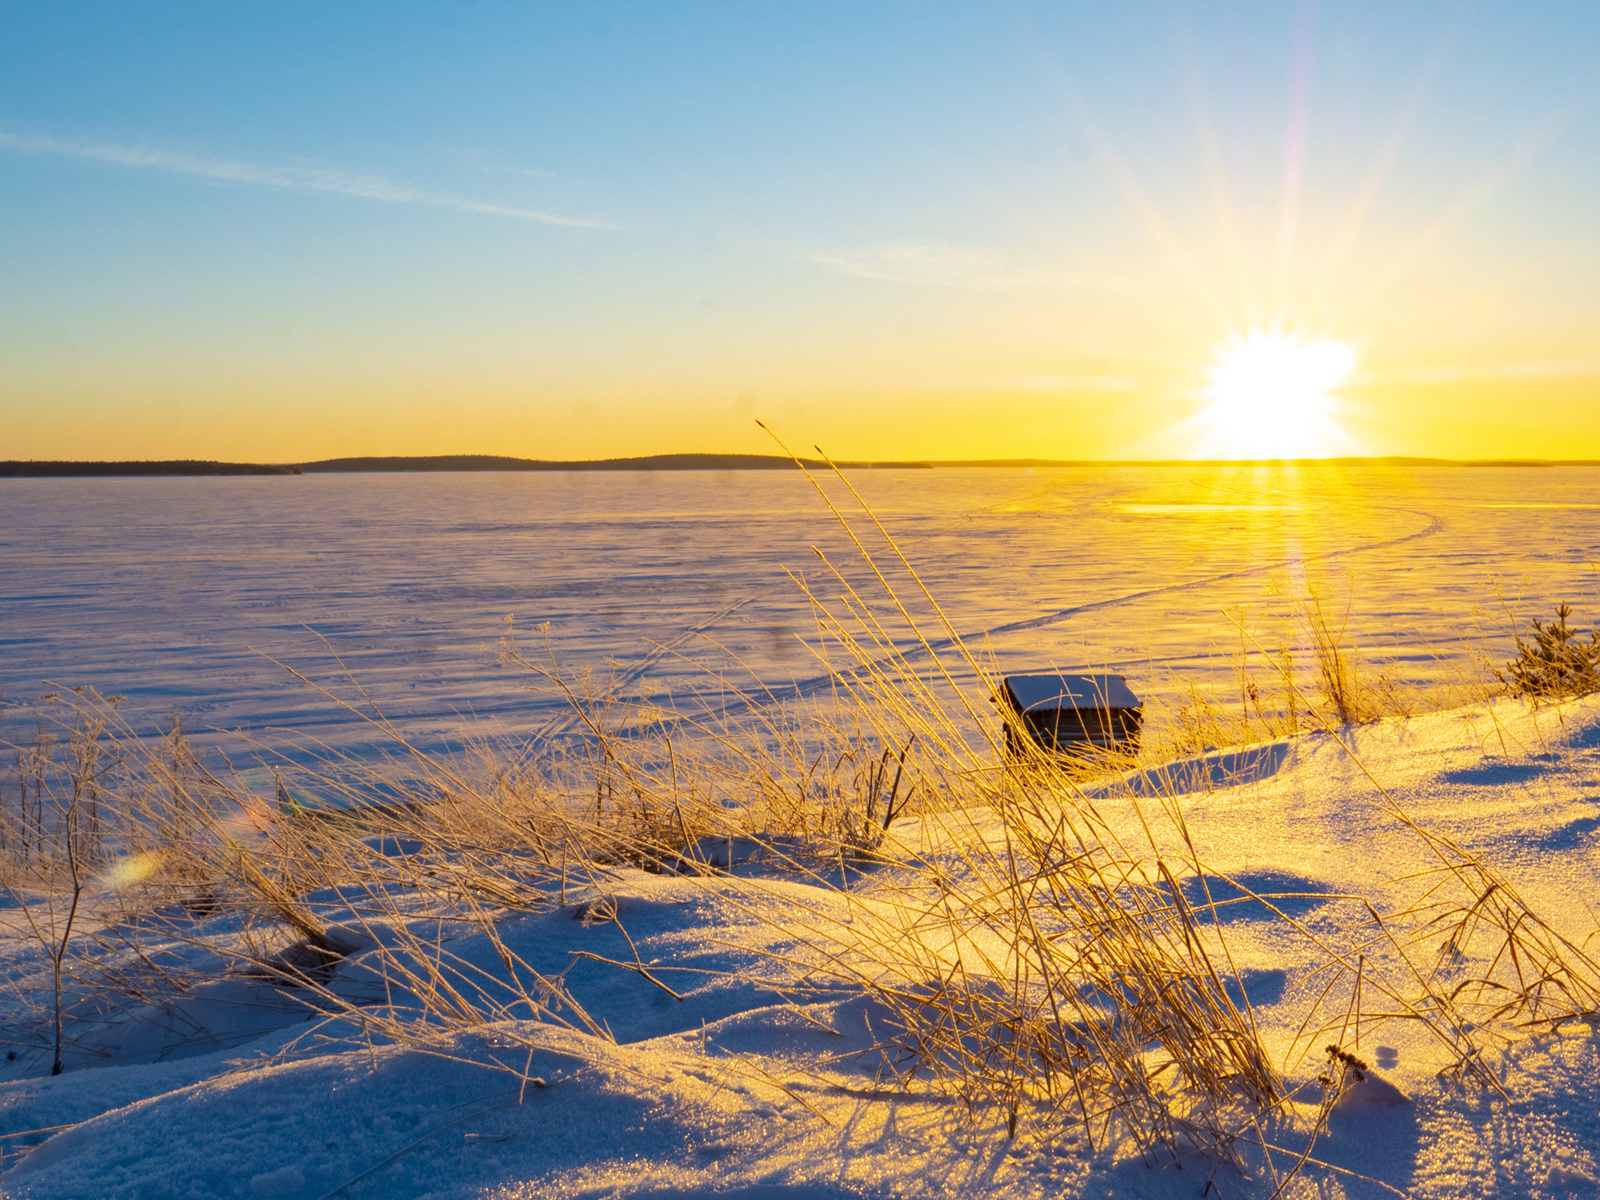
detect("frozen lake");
top-left (2, 464), bottom-right (1596, 760)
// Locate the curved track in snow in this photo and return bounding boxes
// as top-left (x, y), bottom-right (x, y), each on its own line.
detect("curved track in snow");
top-left (714, 505), bottom-right (1447, 712)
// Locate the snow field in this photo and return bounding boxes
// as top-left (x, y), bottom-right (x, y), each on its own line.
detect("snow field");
top-left (0, 694), bottom-right (1597, 1197)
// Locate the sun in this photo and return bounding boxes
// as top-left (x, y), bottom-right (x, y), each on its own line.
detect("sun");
top-left (1196, 328), bottom-right (1358, 458)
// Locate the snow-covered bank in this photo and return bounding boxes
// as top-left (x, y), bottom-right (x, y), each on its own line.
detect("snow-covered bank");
top-left (3, 695), bottom-right (1600, 1199)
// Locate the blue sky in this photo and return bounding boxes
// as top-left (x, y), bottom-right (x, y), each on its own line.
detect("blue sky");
top-left (2, 2), bottom-right (1597, 460)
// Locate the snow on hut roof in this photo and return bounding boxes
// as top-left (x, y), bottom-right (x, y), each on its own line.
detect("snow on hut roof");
top-left (1002, 672), bottom-right (1142, 713)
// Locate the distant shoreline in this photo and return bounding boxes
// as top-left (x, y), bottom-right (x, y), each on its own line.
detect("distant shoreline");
top-left (3, 452), bottom-right (1598, 477)
top-left (0, 460), bottom-right (303, 477)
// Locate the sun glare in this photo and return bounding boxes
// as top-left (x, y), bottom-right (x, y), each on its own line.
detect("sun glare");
top-left (1196, 328), bottom-right (1357, 458)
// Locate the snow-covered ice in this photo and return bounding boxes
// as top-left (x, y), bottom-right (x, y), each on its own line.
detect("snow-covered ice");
top-left (2, 465), bottom-right (1598, 1197)
top-left (3, 465), bottom-right (1596, 759)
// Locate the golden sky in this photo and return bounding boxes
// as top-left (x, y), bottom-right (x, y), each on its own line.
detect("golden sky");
top-left (3, 4), bottom-right (1597, 462)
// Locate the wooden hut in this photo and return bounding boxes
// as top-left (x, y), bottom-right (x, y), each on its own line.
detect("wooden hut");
top-left (999, 672), bottom-right (1143, 757)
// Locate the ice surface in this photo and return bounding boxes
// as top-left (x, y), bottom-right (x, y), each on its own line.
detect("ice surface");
top-left (2, 465), bottom-right (1596, 762)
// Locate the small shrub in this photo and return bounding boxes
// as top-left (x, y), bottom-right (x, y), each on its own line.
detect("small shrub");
top-left (1496, 603), bottom-right (1600, 699)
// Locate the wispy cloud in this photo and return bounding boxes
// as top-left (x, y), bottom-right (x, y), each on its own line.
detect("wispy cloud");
top-left (989, 374), bottom-right (1141, 392)
top-left (1363, 360), bottom-right (1600, 386)
top-left (0, 129), bottom-right (612, 229)
top-left (926, 373), bottom-right (1142, 393)
top-left (809, 240), bottom-right (1092, 292)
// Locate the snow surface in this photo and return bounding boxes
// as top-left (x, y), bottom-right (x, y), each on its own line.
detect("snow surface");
top-left (3, 695), bottom-right (1600, 1199)
top-left (4, 465), bottom-right (1596, 762)
top-left (3, 466), bottom-right (1598, 1195)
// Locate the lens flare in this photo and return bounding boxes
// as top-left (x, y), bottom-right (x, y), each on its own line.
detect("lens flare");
top-left (102, 851), bottom-right (164, 888)
top-left (1196, 328), bottom-right (1358, 458)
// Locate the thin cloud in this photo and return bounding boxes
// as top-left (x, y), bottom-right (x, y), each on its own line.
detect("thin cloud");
top-left (0, 129), bottom-right (613, 229)
top-left (1364, 360), bottom-right (1600, 386)
top-left (809, 240), bottom-right (1093, 292)
top-left (954, 374), bottom-right (1142, 393)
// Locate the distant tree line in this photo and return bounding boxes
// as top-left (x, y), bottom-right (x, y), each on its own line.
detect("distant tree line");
top-left (0, 461), bottom-right (301, 477)
top-left (4, 455), bottom-right (1594, 477)
top-left (292, 453), bottom-right (930, 472)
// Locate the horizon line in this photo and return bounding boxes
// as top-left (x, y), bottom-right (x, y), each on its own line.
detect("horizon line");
top-left (5, 452), bottom-right (1600, 478)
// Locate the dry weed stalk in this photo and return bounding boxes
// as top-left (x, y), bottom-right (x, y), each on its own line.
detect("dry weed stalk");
top-left (1154, 572), bottom-right (1493, 762)
top-left (710, 440), bottom-right (1292, 1164)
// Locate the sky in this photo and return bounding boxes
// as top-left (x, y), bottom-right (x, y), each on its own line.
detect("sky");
top-left (1, 1), bottom-right (1598, 463)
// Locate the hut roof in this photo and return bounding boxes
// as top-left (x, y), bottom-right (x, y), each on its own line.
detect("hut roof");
top-left (1002, 672), bottom-right (1141, 714)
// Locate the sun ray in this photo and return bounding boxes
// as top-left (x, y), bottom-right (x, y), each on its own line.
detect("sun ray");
top-left (1274, 1), bottom-right (1316, 296)
top-left (1310, 21), bottom-right (1459, 301)
top-left (1332, 97), bottom-right (1579, 329)
top-left (1028, 44), bottom-right (1233, 335)
top-left (1178, 25), bottom-right (1251, 312)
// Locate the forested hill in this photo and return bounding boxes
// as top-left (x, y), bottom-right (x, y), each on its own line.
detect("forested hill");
top-left (0, 461), bottom-right (300, 476)
top-left (7, 455), bottom-right (1594, 477)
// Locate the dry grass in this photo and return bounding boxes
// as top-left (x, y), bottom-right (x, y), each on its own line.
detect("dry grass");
top-left (1146, 572), bottom-right (1506, 763)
